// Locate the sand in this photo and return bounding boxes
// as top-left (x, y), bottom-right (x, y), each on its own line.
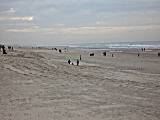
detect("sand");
top-left (0, 48), bottom-right (160, 120)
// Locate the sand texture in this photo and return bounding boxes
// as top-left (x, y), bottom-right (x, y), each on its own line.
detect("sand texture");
top-left (0, 48), bottom-right (160, 120)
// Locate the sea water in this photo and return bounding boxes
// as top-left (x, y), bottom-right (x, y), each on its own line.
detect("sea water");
top-left (68, 41), bottom-right (160, 49)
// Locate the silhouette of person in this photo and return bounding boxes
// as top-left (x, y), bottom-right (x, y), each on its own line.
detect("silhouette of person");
top-left (8, 46), bottom-right (11, 51)
top-left (68, 59), bottom-right (71, 64)
top-left (59, 49), bottom-right (62, 53)
top-left (77, 59), bottom-right (79, 66)
top-left (103, 52), bottom-right (106, 56)
top-left (112, 54), bottom-right (114, 57)
top-left (141, 48), bottom-right (143, 52)
top-left (2, 45), bottom-right (7, 54)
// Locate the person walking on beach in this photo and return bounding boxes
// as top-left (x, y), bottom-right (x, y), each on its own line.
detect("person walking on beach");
top-left (141, 48), bottom-right (143, 52)
top-left (68, 59), bottom-right (71, 64)
top-left (103, 52), bottom-right (106, 56)
top-left (80, 55), bottom-right (81, 61)
top-left (59, 49), bottom-right (62, 53)
top-left (76, 59), bottom-right (79, 66)
top-left (2, 45), bottom-right (7, 54)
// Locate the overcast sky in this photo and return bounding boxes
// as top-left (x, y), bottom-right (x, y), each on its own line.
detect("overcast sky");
top-left (0, 0), bottom-right (160, 46)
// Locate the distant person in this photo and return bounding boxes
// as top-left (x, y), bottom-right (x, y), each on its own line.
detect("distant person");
top-left (144, 48), bottom-right (145, 52)
top-left (77, 59), bottom-right (79, 66)
top-left (11, 46), bottom-right (14, 51)
top-left (80, 55), bottom-right (81, 60)
top-left (59, 49), bottom-right (62, 53)
top-left (8, 46), bottom-right (11, 51)
top-left (103, 52), bottom-right (106, 56)
top-left (2, 45), bottom-right (7, 54)
top-left (72, 63), bottom-right (74, 65)
top-left (68, 59), bottom-right (71, 64)
top-left (64, 48), bottom-right (67, 52)
top-left (112, 54), bottom-right (114, 57)
top-left (141, 48), bottom-right (143, 52)
top-left (138, 53), bottom-right (140, 57)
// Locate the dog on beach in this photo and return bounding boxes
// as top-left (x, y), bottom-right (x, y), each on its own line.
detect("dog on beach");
top-left (90, 53), bottom-right (94, 56)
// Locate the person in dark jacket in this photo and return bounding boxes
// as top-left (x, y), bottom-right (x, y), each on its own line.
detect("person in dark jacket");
top-left (68, 59), bottom-right (71, 64)
top-left (2, 45), bottom-right (7, 54)
top-left (77, 59), bottom-right (79, 66)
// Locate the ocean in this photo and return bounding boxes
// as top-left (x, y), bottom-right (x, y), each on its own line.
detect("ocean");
top-left (68, 41), bottom-right (160, 49)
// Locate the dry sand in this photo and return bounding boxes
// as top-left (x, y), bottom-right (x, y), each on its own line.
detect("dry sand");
top-left (0, 48), bottom-right (160, 120)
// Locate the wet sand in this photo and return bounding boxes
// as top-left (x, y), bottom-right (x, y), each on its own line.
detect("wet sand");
top-left (0, 48), bottom-right (160, 120)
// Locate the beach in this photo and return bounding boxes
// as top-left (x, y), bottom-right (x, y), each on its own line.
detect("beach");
top-left (0, 47), bottom-right (160, 120)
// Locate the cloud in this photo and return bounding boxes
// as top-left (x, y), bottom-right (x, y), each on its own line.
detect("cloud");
top-left (0, 8), bottom-right (16, 14)
top-left (5, 25), bottom-right (160, 35)
top-left (6, 28), bottom-right (34, 33)
top-left (0, 0), bottom-right (160, 45)
top-left (10, 16), bottom-right (34, 21)
top-left (5, 25), bottom-right (39, 32)
top-left (0, 16), bottom-right (34, 21)
top-left (7, 8), bottom-right (16, 13)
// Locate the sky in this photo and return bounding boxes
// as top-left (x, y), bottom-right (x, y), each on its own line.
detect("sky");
top-left (0, 0), bottom-right (160, 46)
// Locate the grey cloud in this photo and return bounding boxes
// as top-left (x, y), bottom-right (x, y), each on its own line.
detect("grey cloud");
top-left (0, 0), bottom-right (160, 45)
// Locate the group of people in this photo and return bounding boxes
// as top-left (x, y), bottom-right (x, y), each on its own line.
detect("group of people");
top-left (68, 59), bottom-right (79, 66)
top-left (0, 44), bottom-right (7, 54)
top-left (141, 48), bottom-right (146, 52)
top-left (52, 47), bottom-right (69, 53)
top-left (8, 46), bottom-right (14, 51)
top-left (138, 48), bottom-right (146, 57)
top-left (67, 55), bottom-right (81, 66)
top-left (0, 44), bottom-right (14, 54)
top-left (52, 48), bottom-right (62, 53)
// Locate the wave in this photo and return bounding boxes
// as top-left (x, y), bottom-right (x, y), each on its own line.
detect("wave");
top-left (68, 41), bottom-right (160, 49)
